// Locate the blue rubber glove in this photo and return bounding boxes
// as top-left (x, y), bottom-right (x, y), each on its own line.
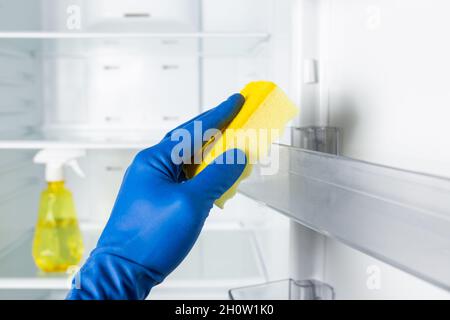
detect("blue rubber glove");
top-left (66, 94), bottom-right (246, 300)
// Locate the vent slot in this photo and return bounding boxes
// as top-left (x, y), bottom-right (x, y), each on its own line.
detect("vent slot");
top-left (123, 13), bottom-right (151, 18)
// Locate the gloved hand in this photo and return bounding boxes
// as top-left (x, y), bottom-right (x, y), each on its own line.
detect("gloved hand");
top-left (66, 94), bottom-right (246, 300)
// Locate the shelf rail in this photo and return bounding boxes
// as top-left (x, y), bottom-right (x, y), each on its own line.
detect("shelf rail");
top-left (239, 144), bottom-right (450, 291)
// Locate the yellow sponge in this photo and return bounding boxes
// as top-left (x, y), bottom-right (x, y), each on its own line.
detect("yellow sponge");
top-left (184, 81), bottom-right (299, 208)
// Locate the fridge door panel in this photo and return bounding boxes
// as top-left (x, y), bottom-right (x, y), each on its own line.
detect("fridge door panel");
top-left (285, 0), bottom-right (450, 299)
top-left (201, 0), bottom-right (270, 32)
top-left (324, 0), bottom-right (450, 177)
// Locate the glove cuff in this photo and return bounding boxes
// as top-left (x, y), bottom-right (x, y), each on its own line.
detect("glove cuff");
top-left (65, 253), bottom-right (158, 300)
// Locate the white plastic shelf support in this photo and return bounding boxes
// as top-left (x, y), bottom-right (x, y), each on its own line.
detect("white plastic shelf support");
top-left (239, 144), bottom-right (450, 291)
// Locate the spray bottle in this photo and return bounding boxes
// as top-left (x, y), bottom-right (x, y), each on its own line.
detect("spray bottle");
top-left (32, 149), bottom-right (85, 272)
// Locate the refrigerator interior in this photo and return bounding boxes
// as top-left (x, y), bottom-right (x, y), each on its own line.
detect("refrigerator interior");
top-left (1, 0), bottom-right (450, 300)
top-left (0, 0), bottom-right (291, 299)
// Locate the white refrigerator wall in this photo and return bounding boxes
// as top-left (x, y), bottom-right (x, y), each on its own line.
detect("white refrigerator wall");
top-left (0, 0), bottom-right (41, 31)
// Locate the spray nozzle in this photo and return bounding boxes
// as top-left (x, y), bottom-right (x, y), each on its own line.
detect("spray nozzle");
top-left (66, 159), bottom-right (86, 178)
top-left (34, 149), bottom-right (86, 182)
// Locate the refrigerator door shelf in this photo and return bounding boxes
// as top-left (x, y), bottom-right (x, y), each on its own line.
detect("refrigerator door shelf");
top-left (239, 144), bottom-right (450, 291)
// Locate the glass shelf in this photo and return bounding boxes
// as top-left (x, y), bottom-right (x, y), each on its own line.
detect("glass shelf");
top-left (0, 226), bottom-right (100, 291)
top-left (239, 144), bottom-right (450, 291)
top-left (0, 32), bottom-right (270, 57)
top-left (0, 129), bottom-right (165, 150)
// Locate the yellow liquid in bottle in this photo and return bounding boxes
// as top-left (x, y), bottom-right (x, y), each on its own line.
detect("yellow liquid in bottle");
top-left (32, 181), bottom-right (84, 272)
